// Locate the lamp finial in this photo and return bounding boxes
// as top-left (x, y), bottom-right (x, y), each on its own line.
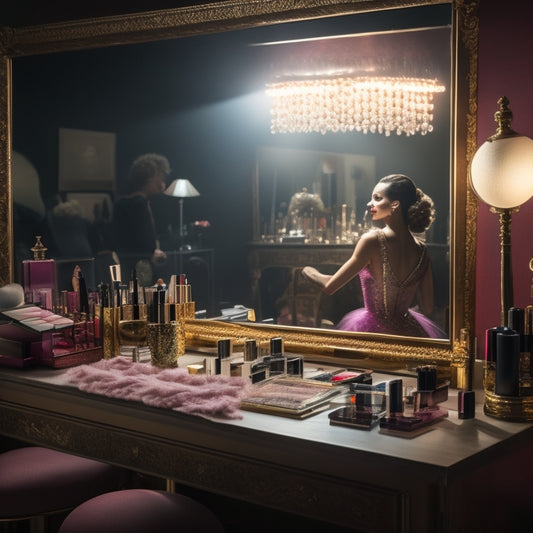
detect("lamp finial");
top-left (489, 96), bottom-right (517, 141)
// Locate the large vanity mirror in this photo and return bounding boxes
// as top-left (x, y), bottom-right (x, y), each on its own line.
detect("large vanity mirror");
top-left (0, 0), bottom-right (479, 384)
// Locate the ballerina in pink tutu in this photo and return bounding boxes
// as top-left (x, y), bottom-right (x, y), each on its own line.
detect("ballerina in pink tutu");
top-left (302, 174), bottom-right (446, 338)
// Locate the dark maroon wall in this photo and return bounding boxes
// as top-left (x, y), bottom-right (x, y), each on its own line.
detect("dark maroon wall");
top-left (475, 0), bottom-right (533, 356)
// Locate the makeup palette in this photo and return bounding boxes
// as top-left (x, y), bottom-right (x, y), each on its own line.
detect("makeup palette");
top-left (1, 305), bottom-right (74, 332)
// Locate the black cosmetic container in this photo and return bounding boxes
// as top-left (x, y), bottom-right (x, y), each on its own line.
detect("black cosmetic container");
top-left (215, 338), bottom-right (232, 375)
top-left (388, 379), bottom-right (403, 416)
top-left (495, 329), bottom-right (520, 396)
top-left (265, 337), bottom-right (287, 376)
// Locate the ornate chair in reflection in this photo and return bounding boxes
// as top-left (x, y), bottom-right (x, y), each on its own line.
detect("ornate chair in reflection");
top-left (277, 267), bottom-right (324, 328)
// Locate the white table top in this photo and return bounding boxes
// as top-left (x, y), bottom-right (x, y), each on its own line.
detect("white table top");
top-left (1, 359), bottom-right (530, 473)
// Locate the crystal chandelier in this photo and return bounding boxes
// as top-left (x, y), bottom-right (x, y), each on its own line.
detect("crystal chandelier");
top-left (266, 76), bottom-right (445, 136)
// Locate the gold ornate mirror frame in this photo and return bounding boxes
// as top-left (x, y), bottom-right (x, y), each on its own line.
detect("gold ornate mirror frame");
top-left (0, 0), bottom-right (479, 385)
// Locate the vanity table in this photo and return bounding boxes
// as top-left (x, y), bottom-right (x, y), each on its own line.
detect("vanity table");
top-left (0, 363), bottom-right (531, 533)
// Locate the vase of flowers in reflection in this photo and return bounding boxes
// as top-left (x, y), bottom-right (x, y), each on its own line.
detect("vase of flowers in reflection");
top-left (188, 220), bottom-right (211, 248)
top-left (287, 188), bottom-right (325, 242)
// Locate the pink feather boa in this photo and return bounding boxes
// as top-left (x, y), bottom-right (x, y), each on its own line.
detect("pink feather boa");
top-left (65, 356), bottom-right (252, 419)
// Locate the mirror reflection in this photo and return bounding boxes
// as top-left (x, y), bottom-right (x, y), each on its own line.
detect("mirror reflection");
top-left (12, 3), bottom-right (451, 340)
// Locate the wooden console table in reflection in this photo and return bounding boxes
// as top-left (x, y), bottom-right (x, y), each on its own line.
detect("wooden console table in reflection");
top-left (247, 242), bottom-right (354, 323)
top-left (247, 241), bottom-right (449, 328)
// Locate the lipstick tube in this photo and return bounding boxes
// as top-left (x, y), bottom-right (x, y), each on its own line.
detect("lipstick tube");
top-left (102, 306), bottom-right (120, 359)
top-left (182, 284), bottom-right (195, 319)
top-left (175, 275), bottom-right (195, 319)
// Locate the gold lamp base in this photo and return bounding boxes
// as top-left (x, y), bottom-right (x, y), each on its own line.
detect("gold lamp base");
top-left (484, 390), bottom-right (533, 422)
top-left (483, 366), bottom-right (533, 422)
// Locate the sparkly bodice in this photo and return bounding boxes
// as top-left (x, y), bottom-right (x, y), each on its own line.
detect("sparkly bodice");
top-left (357, 229), bottom-right (430, 335)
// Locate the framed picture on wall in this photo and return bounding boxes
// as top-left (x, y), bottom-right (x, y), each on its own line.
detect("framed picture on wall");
top-left (58, 127), bottom-right (116, 191)
top-left (64, 192), bottom-right (113, 223)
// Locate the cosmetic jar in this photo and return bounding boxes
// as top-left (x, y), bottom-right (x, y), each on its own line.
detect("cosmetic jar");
top-left (147, 321), bottom-right (184, 368)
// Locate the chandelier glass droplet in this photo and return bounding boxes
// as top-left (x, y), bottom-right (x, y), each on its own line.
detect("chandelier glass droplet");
top-left (266, 76), bottom-right (445, 136)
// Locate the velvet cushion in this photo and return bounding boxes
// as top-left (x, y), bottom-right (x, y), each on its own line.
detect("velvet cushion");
top-left (0, 446), bottom-right (127, 518)
top-left (58, 489), bottom-right (225, 533)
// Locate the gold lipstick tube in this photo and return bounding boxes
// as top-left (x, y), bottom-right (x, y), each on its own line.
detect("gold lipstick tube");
top-left (102, 306), bottom-right (121, 358)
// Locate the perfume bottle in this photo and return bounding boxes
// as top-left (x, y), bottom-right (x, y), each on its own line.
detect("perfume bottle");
top-left (22, 236), bottom-right (56, 308)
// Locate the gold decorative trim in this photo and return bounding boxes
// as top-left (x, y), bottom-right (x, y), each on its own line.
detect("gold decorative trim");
top-left (0, 0), bottom-right (478, 383)
top-left (1, 0), bottom-right (447, 56)
top-left (0, 402), bottom-right (407, 531)
top-left (0, 55), bottom-right (11, 284)
top-left (484, 391), bottom-right (533, 422)
top-left (185, 318), bottom-right (467, 384)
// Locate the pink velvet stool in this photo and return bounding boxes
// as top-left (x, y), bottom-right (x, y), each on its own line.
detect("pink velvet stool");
top-left (58, 489), bottom-right (226, 533)
top-left (0, 446), bottom-right (127, 531)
